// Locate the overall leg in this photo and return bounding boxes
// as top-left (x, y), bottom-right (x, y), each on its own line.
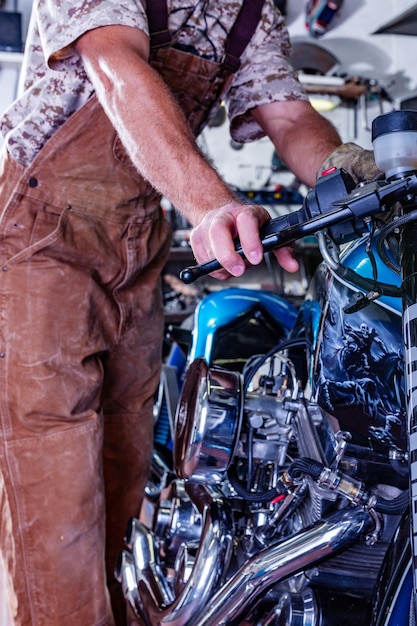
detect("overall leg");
top-left (0, 243), bottom-right (115, 626)
top-left (101, 217), bottom-right (171, 625)
top-left (0, 170), bottom-right (171, 624)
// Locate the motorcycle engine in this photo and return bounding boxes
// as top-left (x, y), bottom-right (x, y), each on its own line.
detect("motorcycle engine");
top-left (141, 344), bottom-right (406, 626)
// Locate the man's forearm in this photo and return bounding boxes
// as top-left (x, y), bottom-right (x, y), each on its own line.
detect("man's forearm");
top-left (252, 100), bottom-right (342, 187)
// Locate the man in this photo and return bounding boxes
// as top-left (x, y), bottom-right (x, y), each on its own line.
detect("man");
top-left (0, 1), bottom-right (378, 624)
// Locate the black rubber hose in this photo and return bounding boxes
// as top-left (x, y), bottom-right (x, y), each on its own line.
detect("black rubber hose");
top-left (375, 489), bottom-right (409, 515)
top-left (376, 208), bottom-right (417, 276)
top-left (227, 464), bottom-right (287, 504)
top-left (287, 458), bottom-right (325, 481)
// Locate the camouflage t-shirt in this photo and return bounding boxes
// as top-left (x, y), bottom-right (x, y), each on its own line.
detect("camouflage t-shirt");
top-left (0, 0), bottom-right (307, 166)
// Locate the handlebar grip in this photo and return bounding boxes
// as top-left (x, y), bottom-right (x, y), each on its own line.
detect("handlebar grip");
top-left (179, 212), bottom-right (301, 284)
top-left (180, 258), bottom-right (225, 284)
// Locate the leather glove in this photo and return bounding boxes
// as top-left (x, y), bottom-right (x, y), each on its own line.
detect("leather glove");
top-left (317, 142), bottom-right (383, 184)
top-left (319, 142), bottom-right (400, 224)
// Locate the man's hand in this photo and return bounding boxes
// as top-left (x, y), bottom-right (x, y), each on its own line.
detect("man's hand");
top-left (189, 201), bottom-right (299, 279)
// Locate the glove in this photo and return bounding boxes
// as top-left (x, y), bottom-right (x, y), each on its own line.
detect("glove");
top-left (319, 142), bottom-right (400, 224)
top-left (317, 142), bottom-right (383, 184)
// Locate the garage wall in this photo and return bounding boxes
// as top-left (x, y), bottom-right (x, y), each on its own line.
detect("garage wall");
top-left (286, 0), bottom-right (417, 143)
top-left (201, 0), bottom-right (417, 190)
top-left (287, 0), bottom-right (417, 96)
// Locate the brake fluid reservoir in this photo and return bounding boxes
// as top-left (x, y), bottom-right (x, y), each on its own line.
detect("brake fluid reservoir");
top-left (372, 109), bottom-right (417, 179)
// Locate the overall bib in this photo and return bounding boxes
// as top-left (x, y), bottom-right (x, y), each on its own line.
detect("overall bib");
top-left (0, 1), bottom-right (264, 624)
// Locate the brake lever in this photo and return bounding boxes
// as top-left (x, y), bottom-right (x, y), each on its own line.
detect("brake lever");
top-left (179, 172), bottom-right (417, 285)
top-left (179, 205), bottom-right (352, 284)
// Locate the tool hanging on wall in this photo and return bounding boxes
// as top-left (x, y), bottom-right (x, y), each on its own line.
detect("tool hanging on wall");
top-left (290, 41), bottom-right (392, 137)
top-left (305, 0), bottom-right (344, 37)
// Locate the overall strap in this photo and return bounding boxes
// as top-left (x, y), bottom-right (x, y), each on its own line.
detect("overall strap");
top-left (222, 0), bottom-right (265, 72)
top-left (146, 0), bottom-right (266, 71)
top-left (146, 0), bottom-right (172, 48)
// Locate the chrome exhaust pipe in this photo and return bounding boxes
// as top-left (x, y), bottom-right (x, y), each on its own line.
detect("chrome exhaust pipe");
top-left (188, 506), bottom-right (377, 626)
top-left (126, 517), bottom-right (174, 608)
top-left (117, 484), bottom-right (376, 626)
top-left (117, 482), bottom-right (234, 626)
top-left (115, 550), bottom-right (151, 625)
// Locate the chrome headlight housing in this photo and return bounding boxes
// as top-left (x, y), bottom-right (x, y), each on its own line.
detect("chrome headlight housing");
top-left (174, 358), bottom-right (243, 483)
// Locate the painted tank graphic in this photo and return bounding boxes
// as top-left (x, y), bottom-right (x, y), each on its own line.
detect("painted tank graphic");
top-left (298, 237), bottom-right (406, 451)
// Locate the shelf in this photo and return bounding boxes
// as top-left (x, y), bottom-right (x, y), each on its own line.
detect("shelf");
top-left (0, 50), bottom-right (23, 68)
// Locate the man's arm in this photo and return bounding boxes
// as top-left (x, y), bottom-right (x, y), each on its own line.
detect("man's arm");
top-left (74, 24), bottom-right (278, 278)
top-left (74, 25), bottom-right (231, 220)
top-left (251, 100), bottom-right (342, 187)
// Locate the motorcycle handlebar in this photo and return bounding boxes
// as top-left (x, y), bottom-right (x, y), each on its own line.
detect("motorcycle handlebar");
top-left (180, 169), bottom-right (417, 285)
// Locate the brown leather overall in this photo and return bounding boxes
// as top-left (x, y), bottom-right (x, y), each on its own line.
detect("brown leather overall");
top-left (0, 2), bottom-right (264, 624)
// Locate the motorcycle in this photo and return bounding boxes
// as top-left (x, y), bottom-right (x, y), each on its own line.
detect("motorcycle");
top-left (116, 109), bottom-right (417, 625)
